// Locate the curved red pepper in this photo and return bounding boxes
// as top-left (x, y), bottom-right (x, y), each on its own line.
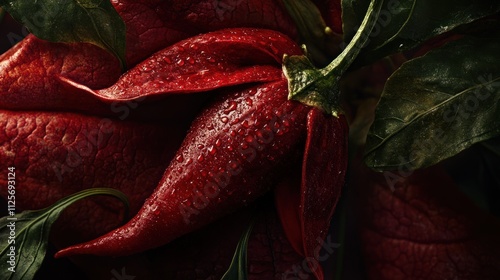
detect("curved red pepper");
top-left (55, 28), bottom-right (348, 280)
top-left (56, 75), bottom-right (308, 254)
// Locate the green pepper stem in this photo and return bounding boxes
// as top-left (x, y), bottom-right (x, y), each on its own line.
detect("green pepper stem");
top-left (283, 0), bottom-right (383, 116)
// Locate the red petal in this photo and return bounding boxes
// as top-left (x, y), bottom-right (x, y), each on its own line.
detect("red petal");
top-left (301, 110), bottom-right (348, 279)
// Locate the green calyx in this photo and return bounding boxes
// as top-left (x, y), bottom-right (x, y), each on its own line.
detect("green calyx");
top-left (283, 0), bottom-right (383, 117)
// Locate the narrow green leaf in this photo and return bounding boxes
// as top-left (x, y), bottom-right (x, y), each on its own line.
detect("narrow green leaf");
top-left (0, 0), bottom-right (126, 70)
top-left (0, 188), bottom-right (129, 280)
top-left (283, 0), bottom-right (383, 116)
top-left (364, 36), bottom-right (500, 171)
top-left (220, 220), bottom-right (255, 280)
top-left (342, 0), bottom-right (500, 66)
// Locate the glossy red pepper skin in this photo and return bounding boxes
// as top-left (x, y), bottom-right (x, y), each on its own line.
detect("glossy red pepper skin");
top-left (56, 74), bottom-right (309, 254)
top-left (55, 29), bottom-right (348, 279)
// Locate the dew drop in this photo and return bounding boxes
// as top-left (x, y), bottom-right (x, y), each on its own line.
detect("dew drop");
top-left (226, 101), bottom-right (237, 112)
top-left (186, 158), bottom-right (193, 165)
top-left (242, 120), bottom-right (250, 128)
top-left (175, 154), bottom-right (184, 163)
top-left (245, 97), bottom-right (253, 106)
top-left (177, 167), bottom-right (183, 173)
top-left (198, 144), bottom-right (205, 149)
top-left (176, 59), bottom-right (185, 66)
top-left (197, 154), bottom-right (204, 162)
top-left (230, 117), bottom-right (240, 125)
top-left (208, 146), bottom-right (216, 155)
top-left (221, 117), bottom-right (229, 123)
top-left (163, 57), bottom-right (172, 64)
top-left (245, 135), bottom-right (253, 143)
top-left (227, 145), bottom-right (234, 151)
top-left (187, 56), bottom-right (195, 64)
top-left (215, 139), bottom-right (222, 147)
top-left (207, 57), bottom-right (216, 63)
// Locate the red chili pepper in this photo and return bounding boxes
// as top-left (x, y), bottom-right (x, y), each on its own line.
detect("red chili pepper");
top-left (55, 28), bottom-right (348, 280)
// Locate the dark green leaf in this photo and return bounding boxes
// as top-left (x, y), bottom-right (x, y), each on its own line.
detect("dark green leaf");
top-left (364, 36), bottom-right (500, 171)
top-left (0, 0), bottom-right (126, 69)
top-left (220, 220), bottom-right (255, 280)
top-left (342, 0), bottom-right (500, 66)
top-left (0, 188), bottom-right (129, 280)
top-left (283, 0), bottom-right (383, 116)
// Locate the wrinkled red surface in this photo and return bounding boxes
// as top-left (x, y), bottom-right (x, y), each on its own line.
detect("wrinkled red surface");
top-left (0, 35), bottom-right (120, 114)
top-left (0, 110), bottom-right (186, 246)
top-left (353, 163), bottom-right (500, 280)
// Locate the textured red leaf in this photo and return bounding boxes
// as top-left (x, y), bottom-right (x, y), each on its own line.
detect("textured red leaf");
top-left (0, 110), bottom-right (185, 246)
top-left (353, 163), bottom-right (500, 280)
top-left (0, 35), bottom-right (121, 113)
